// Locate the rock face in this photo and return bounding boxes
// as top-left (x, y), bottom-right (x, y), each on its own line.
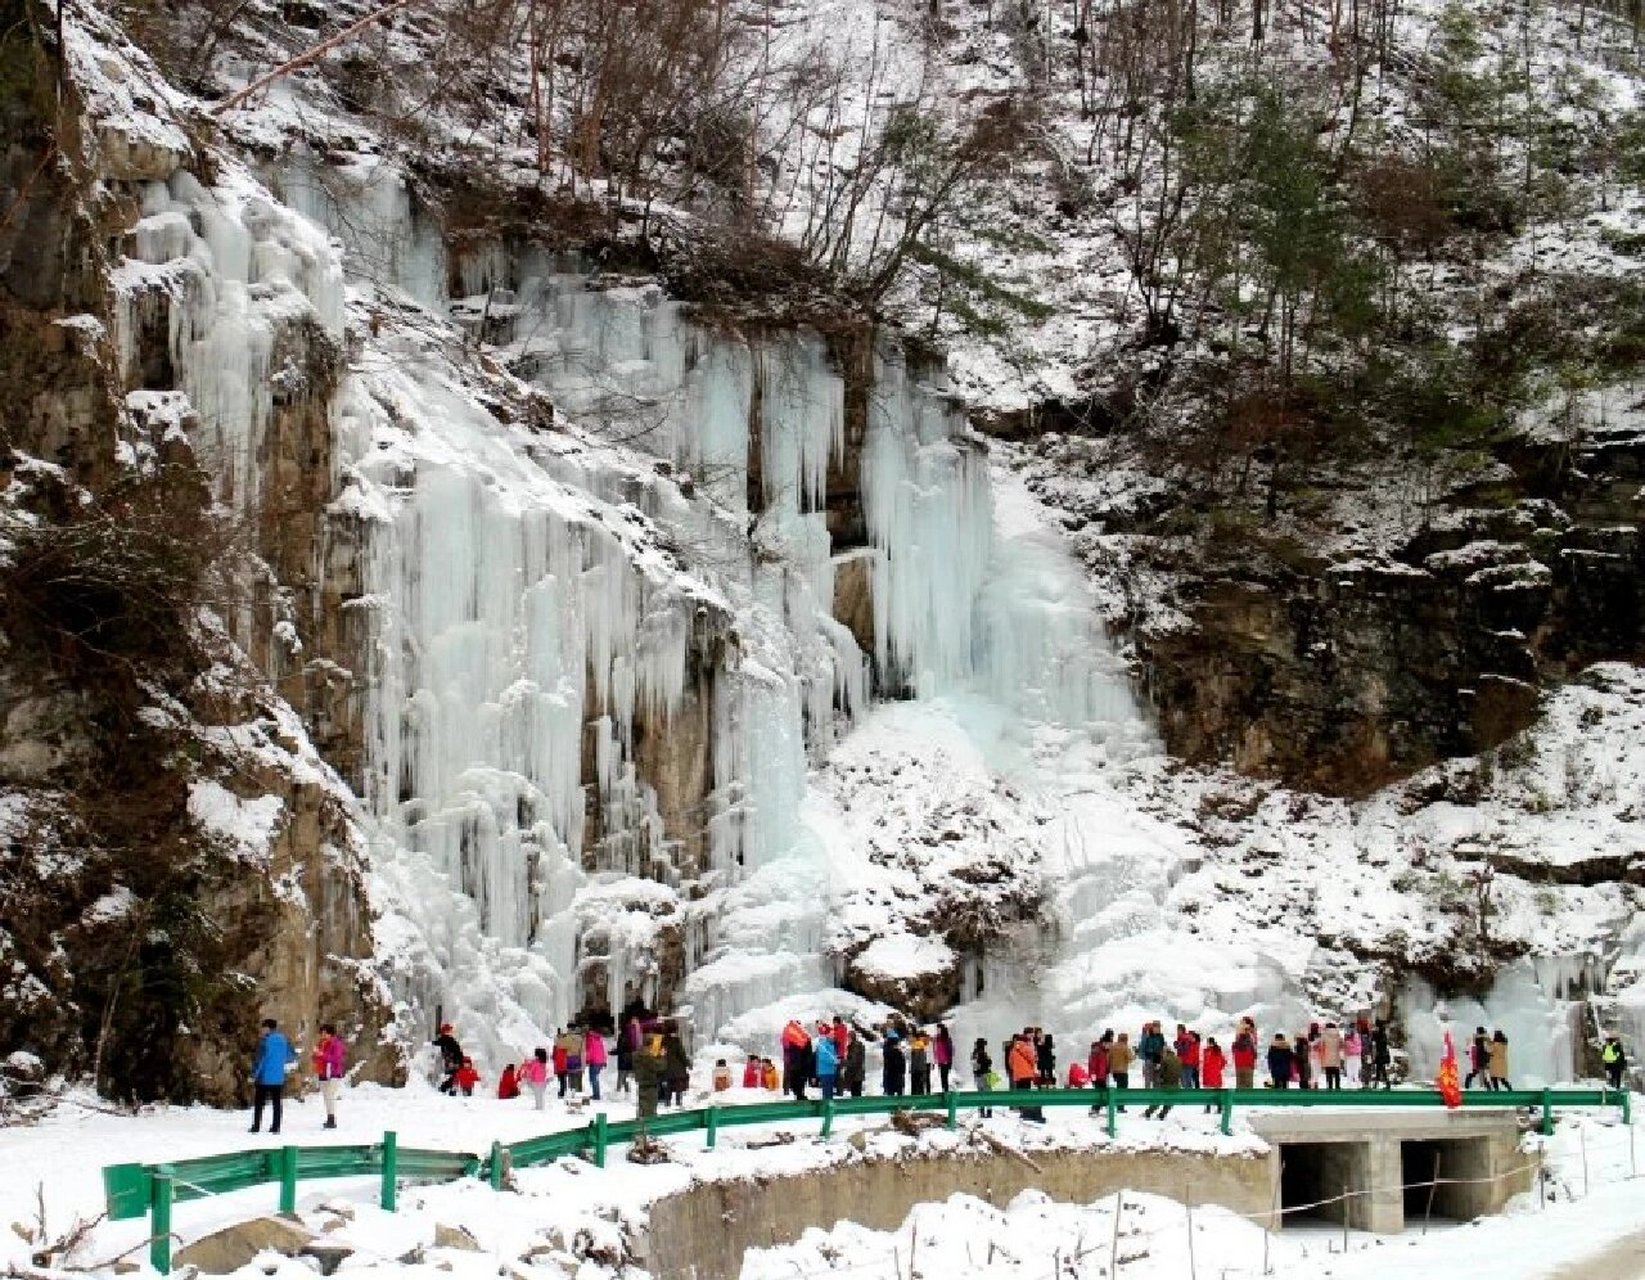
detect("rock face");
top-left (1034, 428), bottom-right (1645, 796)
top-left (0, 6), bottom-right (394, 1103)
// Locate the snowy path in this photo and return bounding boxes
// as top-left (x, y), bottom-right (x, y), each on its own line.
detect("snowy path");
top-left (1546, 1227), bottom-right (1645, 1280)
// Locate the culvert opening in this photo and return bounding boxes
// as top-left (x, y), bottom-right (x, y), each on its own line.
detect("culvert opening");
top-left (1279, 1142), bottom-right (1369, 1228)
top-left (1400, 1138), bottom-right (1491, 1225)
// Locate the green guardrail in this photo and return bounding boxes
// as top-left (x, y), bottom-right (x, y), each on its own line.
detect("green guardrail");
top-left (105, 1085), bottom-right (1630, 1274)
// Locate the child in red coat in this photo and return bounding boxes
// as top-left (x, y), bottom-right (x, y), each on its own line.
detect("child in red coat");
top-left (454, 1058), bottom-right (480, 1096)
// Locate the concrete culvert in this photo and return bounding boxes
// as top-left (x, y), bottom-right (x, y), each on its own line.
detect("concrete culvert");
top-left (1278, 1141), bottom-right (1373, 1229)
top-left (1400, 1137), bottom-right (1494, 1225)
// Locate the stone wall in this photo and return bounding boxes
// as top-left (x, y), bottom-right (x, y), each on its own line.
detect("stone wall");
top-left (641, 1146), bottom-right (1273, 1280)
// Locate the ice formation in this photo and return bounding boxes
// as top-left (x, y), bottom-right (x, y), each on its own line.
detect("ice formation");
top-left (104, 143), bottom-right (1617, 1085)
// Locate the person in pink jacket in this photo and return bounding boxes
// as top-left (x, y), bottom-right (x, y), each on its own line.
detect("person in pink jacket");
top-left (584, 1027), bottom-right (608, 1101)
top-left (311, 1025), bottom-right (346, 1130)
top-left (522, 1046), bottom-right (550, 1110)
top-left (932, 1024), bottom-right (955, 1092)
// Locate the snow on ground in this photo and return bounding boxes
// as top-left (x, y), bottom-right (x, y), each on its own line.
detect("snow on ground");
top-left (744, 1107), bottom-right (1645, 1280)
top-left (2, 1084), bottom-right (1639, 1280)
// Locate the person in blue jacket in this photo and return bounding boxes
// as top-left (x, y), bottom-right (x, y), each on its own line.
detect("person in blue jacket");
top-left (250, 1018), bottom-right (296, 1134)
top-left (815, 1027), bottom-right (840, 1100)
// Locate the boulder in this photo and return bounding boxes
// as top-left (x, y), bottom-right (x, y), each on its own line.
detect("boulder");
top-left (432, 1223), bottom-right (481, 1251)
top-left (174, 1217), bottom-right (314, 1274)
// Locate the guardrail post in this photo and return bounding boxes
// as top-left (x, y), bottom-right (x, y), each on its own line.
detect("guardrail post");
top-left (489, 1141), bottom-right (504, 1191)
top-left (592, 1112), bottom-right (608, 1168)
top-left (1105, 1089), bottom-right (1117, 1139)
top-left (1620, 1090), bottom-right (1632, 1125)
top-left (151, 1166), bottom-right (174, 1275)
top-left (278, 1145), bottom-right (299, 1214)
top-left (1220, 1090), bottom-right (1233, 1137)
top-left (946, 1091), bottom-right (958, 1129)
top-left (1541, 1088), bottom-right (1554, 1137)
top-left (380, 1132), bottom-right (398, 1211)
top-left (706, 1105), bottom-right (719, 1150)
top-left (821, 1097), bottom-right (834, 1138)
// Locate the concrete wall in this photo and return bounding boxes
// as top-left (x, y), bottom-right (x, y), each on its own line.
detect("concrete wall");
top-left (641, 1147), bottom-right (1273, 1280)
top-left (1251, 1110), bottom-right (1535, 1234)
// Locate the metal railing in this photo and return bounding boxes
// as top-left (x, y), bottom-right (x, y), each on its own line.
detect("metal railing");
top-left (102, 1084), bottom-right (1630, 1273)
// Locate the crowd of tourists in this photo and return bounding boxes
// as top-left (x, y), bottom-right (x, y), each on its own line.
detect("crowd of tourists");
top-left (247, 1006), bottom-right (1630, 1134)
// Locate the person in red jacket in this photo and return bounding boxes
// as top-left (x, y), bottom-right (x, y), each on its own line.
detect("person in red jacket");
top-left (498, 1063), bottom-right (520, 1100)
top-left (1232, 1020), bottom-right (1258, 1090)
top-left (1200, 1037), bottom-right (1227, 1113)
top-left (1066, 1060), bottom-right (1089, 1088)
top-left (742, 1057), bottom-right (760, 1088)
top-left (1178, 1028), bottom-right (1202, 1089)
top-left (1088, 1035), bottom-right (1111, 1087)
top-left (551, 1037), bottom-right (569, 1097)
top-left (454, 1057), bottom-right (480, 1096)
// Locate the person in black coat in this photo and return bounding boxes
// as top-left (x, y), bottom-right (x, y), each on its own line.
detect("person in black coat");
top-left (1267, 1034), bottom-right (1293, 1089)
top-left (433, 1023), bottom-right (463, 1094)
top-left (842, 1032), bottom-right (866, 1098)
top-left (783, 1037), bottom-right (812, 1103)
top-left (1371, 1020), bottom-right (1392, 1089)
top-left (1036, 1032), bottom-right (1057, 1088)
top-left (882, 1031), bottom-right (907, 1096)
top-left (970, 1038), bottom-right (994, 1117)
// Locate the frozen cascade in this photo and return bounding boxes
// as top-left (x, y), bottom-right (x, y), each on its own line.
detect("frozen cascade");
top-left (111, 151), bottom-right (1197, 1064)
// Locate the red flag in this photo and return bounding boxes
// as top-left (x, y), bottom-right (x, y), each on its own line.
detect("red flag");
top-left (1437, 1029), bottom-right (1462, 1108)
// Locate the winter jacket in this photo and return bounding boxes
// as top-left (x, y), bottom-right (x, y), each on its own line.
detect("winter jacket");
top-left (1373, 1026), bottom-right (1391, 1066)
top-left (454, 1063), bottom-right (479, 1092)
top-left (312, 1034), bottom-right (346, 1081)
top-left (1487, 1038), bottom-right (1509, 1079)
top-left (1158, 1049), bottom-right (1182, 1090)
top-left (584, 1031), bottom-right (607, 1067)
top-left (1089, 1044), bottom-right (1109, 1082)
top-left (761, 1061), bottom-right (779, 1090)
top-left (523, 1056), bottom-right (549, 1085)
top-left (1036, 1037), bottom-right (1056, 1077)
top-left (1344, 1031), bottom-right (1362, 1060)
top-left (782, 1020), bottom-right (810, 1049)
top-left (933, 1031), bottom-right (953, 1066)
top-left (252, 1030), bottom-right (296, 1087)
top-left (742, 1059), bottom-right (761, 1087)
top-left (1232, 1033), bottom-right (1257, 1071)
top-left (1178, 1036), bottom-right (1200, 1069)
top-left (1292, 1042), bottom-right (1311, 1085)
top-left (1602, 1040), bottom-right (1626, 1067)
top-left (1007, 1039), bottom-right (1037, 1084)
top-left (557, 1030), bottom-right (584, 1072)
top-left (882, 1038), bottom-right (907, 1091)
top-left (833, 1022), bottom-right (849, 1057)
top-left (816, 1036), bottom-right (840, 1078)
top-left (971, 1045), bottom-right (993, 1082)
top-left (844, 1040), bottom-right (866, 1088)
top-left (1139, 1030), bottom-right (1165, 1063)
top-left (910, 1038), bottom-right (930, 1072)
top-left (498, 1066), bottom-right (520, 1099)
top-left (1470, 1035), bottom-right (1490, 1070)
top-left (1109, 1040), bottom-right (1134, 1072)
top-left (434, 1032), bottom-right (463, 1072)
top-left (1267, 1042), bottom-right (1293, 1081)
top-left (552, 1043), bottom-right (567, 1074)
top-left (1320, 1028), bottom-right (1343, 1070)
top-left (1202, 1045), bottom-right (1227, 1089)
top-left (1067, 1062), bottom-right (1089, 1088)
